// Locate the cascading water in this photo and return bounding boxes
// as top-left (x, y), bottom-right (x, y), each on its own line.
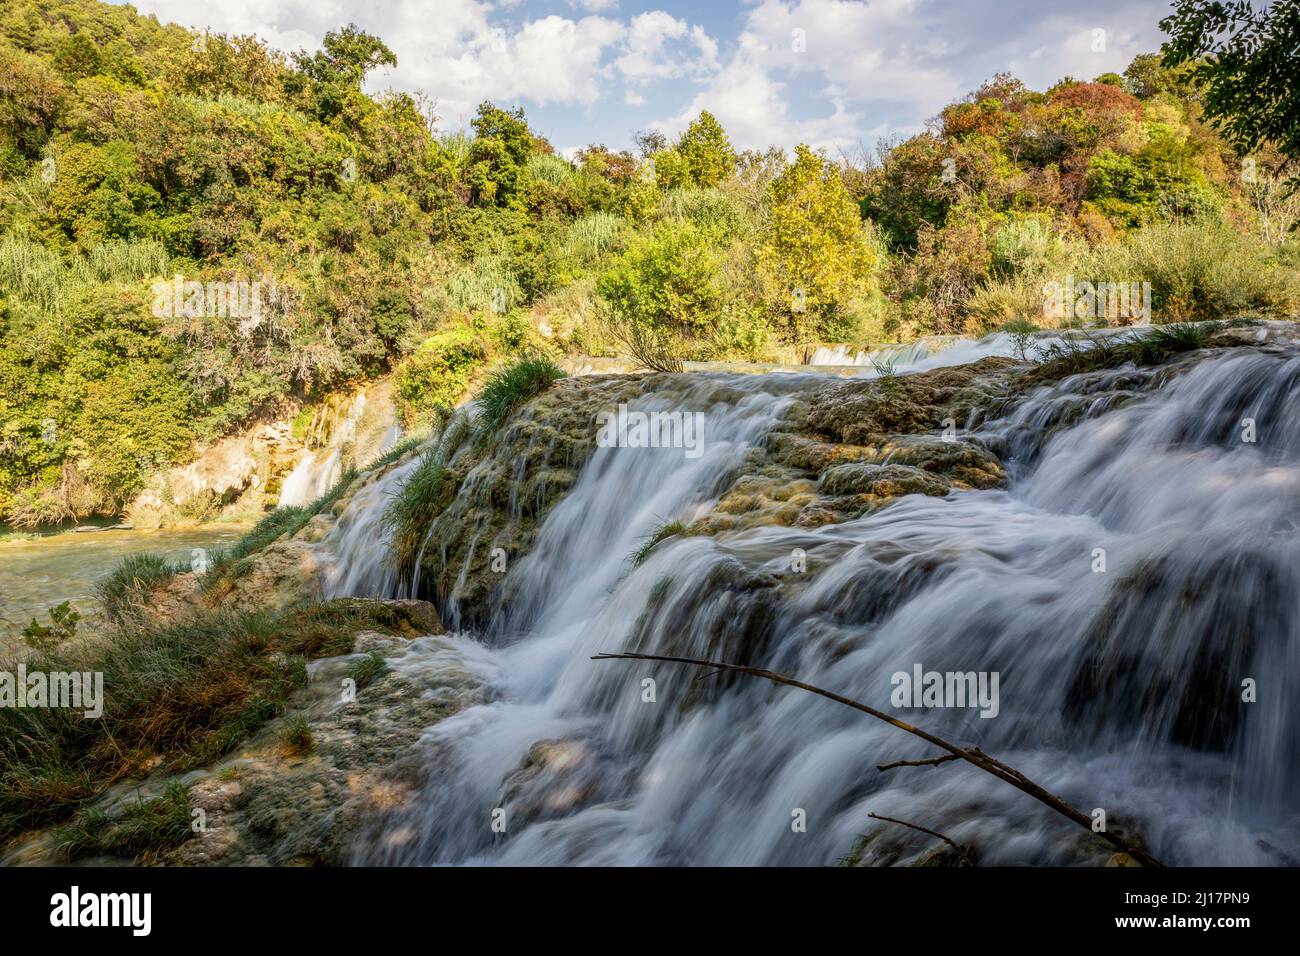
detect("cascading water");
top-left (321, 331), bottom-right (1299, 866)
top-left (280, 389), bottom-right (403, 508)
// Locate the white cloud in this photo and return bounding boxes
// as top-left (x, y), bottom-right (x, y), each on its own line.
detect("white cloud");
top-left (653, 44), bottom-right (868, 154)
top-left (615, 12), bottom-right (719, 84)
top-left (624, 89), bottom-right (647, 106)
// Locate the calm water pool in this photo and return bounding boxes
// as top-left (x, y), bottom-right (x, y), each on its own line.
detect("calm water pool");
top-left (0, 526), bottom-right (248, 647)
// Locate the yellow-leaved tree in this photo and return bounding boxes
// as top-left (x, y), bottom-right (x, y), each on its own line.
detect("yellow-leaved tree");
top-left (760, 144), bottom-right (875, 342)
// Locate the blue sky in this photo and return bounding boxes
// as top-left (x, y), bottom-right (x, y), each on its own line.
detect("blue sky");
top-left (116, 0), bottom-right (1177, 155)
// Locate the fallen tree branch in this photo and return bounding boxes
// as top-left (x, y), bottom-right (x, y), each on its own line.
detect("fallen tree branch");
top-left (591, 650), bottom-right (1163, 867)
top-left (877, 753), bottom-right (961, 772)
top-left (868, 812), bottom-right (974, 867)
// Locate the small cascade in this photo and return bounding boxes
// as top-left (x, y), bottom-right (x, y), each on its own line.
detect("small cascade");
top-left (307, 327), bottom-right (1298, 866)
top-left (279, 386), bottom-right (402, 507)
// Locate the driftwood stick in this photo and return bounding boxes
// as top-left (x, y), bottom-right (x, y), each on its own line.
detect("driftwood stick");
top-left (868, 812), bottom-right (975, 866)
top-left (877, 753), bottom-right (962, 772)
top-left (591, 650), bottom-right (1163, 867)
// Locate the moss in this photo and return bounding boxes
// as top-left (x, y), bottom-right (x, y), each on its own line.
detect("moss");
top-left (819, 462), bottom-right (950, 498)
top-left (55, 781), bottom-right (193, 863)
top-left (0, 598), bottom-right (431, 845)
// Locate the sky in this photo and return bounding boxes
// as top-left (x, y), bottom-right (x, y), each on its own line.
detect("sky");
top-left (115, 0), bottom-right (1177, 156)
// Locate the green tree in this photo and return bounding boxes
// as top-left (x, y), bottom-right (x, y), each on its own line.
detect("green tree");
top-left (290, 24), bottom-right (396, 120)
top-left (466, 102), bottom-right (534, 207)
top-left (654, 111), bottom-right (736, 189)
top-left (1162, 0), bottom-right (1300, 164)
top-left (760, 145), bottom-right (875, 341)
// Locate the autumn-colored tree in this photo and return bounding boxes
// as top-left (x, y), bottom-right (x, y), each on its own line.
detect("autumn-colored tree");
top-left (760, 144), bottom-right (875, 341)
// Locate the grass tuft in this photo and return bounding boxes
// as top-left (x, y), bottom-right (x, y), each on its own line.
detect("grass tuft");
top-left (632, 520), bottom-right (709, 566)
top-left (383, 450), bottom-right (454, 582)
top-left (96, 552), bottom-right (178, 625)
top-left (475, 354), bottom-right (565, 436)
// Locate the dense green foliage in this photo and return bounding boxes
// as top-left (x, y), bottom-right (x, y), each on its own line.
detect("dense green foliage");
top-left (1162, 1), bottom-right (1300, 165)
top-left (1, 0), bottom-right (1296, 527)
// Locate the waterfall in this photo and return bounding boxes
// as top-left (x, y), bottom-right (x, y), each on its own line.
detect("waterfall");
top-left (319, 333), bottom-right (1298, 866)
top-left (280, 388), bottom-right (402, 508)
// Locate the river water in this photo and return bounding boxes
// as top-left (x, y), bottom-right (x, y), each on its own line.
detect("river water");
top-left (0, 525), bottom-right (246, 648)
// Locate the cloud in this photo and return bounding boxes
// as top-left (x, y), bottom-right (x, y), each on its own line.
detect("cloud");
top-left (653, 42), bottom-right (868, 154)
top-left (615, 12), bottom-right (719, 84)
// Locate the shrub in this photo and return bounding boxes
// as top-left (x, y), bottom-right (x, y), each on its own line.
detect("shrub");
top-left (1079, 221), bottom-right (1300, 322)
top-left (396, 325), bottom-right (488, 424)
top-left (964, 275), bottom-right (1048, 335)
top-left (598, 221), bottom-right (726, 335)
top-left (22, 601), bottom-right (81, 651)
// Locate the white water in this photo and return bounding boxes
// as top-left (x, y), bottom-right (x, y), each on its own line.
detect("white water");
top-left (280, 390), bottom-right (402, 508)
top-left (319, 331), bottom-right (1299, 866)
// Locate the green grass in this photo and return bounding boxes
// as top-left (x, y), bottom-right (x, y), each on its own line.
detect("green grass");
top-left (632, 520), bottom-right (709, 566)
top-left (55, 781), bottom-right (193, 862)
top-left (383, 449), bottom-right (455, 580)
top-left (96, 552), bottom-right (179, 625)
top-left (278, 715), bottom-right (314, 756)
top-left (1023, 321), bottom-right (1228, 384)
top-left (349, 650), bottom-right (386, 688)
top-left (475, 354), bottom-right (566, 436)
top-left (0, 598), bottom-right (419, 844)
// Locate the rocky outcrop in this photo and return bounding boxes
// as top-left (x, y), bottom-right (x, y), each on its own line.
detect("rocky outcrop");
top-left (164, 628), bottom-right (486, 866)
top-left (126, 379), bottom-right (401, 529)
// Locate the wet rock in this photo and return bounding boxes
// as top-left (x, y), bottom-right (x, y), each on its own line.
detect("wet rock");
top-left (820, 463), bottom-right (950, 498)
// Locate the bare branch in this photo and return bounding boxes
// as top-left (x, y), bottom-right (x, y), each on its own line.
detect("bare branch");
top-left (877, 753), bottom-right (961, 772)
top-left (868, 812), bottom-right (975, 867)
top-left (591, 650), bottom-right (1163, 867)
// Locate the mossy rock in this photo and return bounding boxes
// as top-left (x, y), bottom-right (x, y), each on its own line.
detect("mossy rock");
top-left (820, 463), bottom-right (950, 498)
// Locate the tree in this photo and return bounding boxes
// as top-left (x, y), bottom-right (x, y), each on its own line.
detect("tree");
top-left (466, 102), bottom-right (534, 207)
top-left (761, 145), bottom-right (875, 341)
top-left (676, 111), bottom-right (736, 187)
top-left (652, 111), bottom-right (737, 189)
top-left (290, 24), bottom-right (396, 120)
top-left (1162, 0), bottom-right (1300, 166)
